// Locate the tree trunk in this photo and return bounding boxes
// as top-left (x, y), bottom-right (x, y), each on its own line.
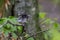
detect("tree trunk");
top-left (13, 0), bottom-right (45, 40)
top-left (34, 0), bottom-right (45, 40)
top-left (24, 0), bottom-right (45, 40)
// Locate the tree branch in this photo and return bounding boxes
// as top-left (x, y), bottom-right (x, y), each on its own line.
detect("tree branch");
top-left (26, 28), bottom-right (49, 39)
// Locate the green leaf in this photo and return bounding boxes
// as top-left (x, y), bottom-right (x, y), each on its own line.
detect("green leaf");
top-left (9, 18), bottom-right (18, 24)
top-left (53, 22), bottom-right (59, 28)
top-left (12, 33), bottom-right (17, 38)
top-left (0, 18), bottom-right (5, 24)
top-left (24, 34), bottom-right (30, 38)
top-left (9, 16), bottom-right (14, 19)
top-left (41, 19), bottom-right (51, 24)
top-left (17, 26), bottom-right (23, 31)
top-left (27, 37), bottom-right (34, 40)
top-left (4, 30), bottom-right (9, 36)
top-left (44, 33), bottom-right (48, 40)
top-left (39, 12), bottom-right (46, 19)
top-left (11, 26), bottom-right (16, 32)
top-left (4, 24), bottom-right (11, 30)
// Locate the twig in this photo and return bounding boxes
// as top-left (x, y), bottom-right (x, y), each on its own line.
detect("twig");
top-left (26, 29), bottom-right (49, 39)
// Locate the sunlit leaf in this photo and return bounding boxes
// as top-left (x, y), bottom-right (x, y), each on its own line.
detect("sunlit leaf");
top-left (17, 26), bottom-right (23, 33)
top-left (39, 12), bottom-right (46, 19)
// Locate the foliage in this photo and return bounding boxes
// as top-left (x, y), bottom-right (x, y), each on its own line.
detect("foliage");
top-left (0, 16), bottom-right (34, 40)
top-left (39, 12), bottom-right (60, 40)
top-left (39, 12), bottom-right (46, 19)
top-left (27, 37), bottom-right (34, 40)
top-left (0, 16), bottom-right (23, 38)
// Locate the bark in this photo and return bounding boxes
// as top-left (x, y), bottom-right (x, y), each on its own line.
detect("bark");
top-left (33, 0), bottom-right (45, 40)
top-left (24, 0), bottom-right (45, 40)
top-left (12, 0), bottom-right (45, 40)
